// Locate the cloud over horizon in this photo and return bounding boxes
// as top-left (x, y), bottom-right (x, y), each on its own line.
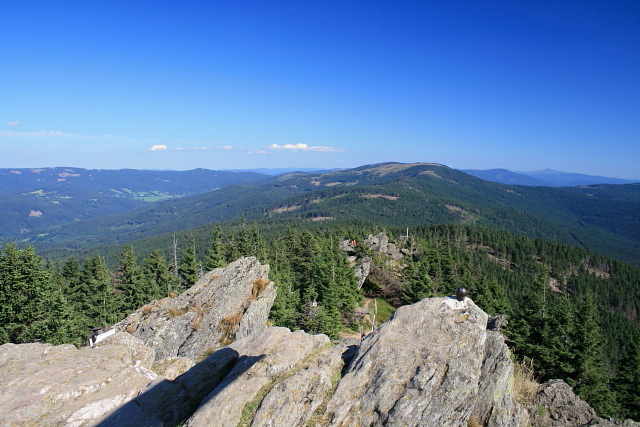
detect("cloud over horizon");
top-left (267, 143), bottom-right (344, 152)
top-left (149, 144), bottom-right (168, 151)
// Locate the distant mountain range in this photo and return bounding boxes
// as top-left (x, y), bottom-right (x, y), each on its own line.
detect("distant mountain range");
top-left (461, 168), bottom-right (639, 187)
top-left (2, 163), bottom-right (637, 268)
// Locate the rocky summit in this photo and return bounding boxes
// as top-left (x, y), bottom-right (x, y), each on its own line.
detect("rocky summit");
top-left (0, 257), bottom-right (634, 426)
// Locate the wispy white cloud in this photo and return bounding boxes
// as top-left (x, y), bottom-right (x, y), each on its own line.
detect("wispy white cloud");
top-left (1, 130), bottom-right (73, 137)
top-left (6, 121), bottom-right (20, 126)
top-left (0, 130), bottom-right (114, 139)
top-left (267, 143), bottom-right (344, 152)
top-left (149, 144), bottom-right (168, 151)
top-left (169, 145), bottom-right (232, 151)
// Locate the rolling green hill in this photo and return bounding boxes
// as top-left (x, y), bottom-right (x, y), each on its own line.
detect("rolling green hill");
top-left (21, 162), bottom-right (640, 266)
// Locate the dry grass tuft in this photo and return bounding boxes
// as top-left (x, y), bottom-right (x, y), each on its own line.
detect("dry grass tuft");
top-left (191, 303), bottom-right (204, 330)
top-left (192, 317), bottom-right (202, 331)
top-left (467, 415), bottom-right (483, 427)
top-left (198, 346), bottom-right (219, 362)
top-left (219, 312), bottom-right (243, 346)
top-left (142, 305), bottom-right (152, 315)
top-left (252, 278), bottom-right (270, 299)
top-left (167, 307), bottom-right (186, 318)
top-left (168, 292), bottom-right (178, 298)
top-left (513, 357), bottom-right (539, 405)
top-left (221, 312), bottom-right (243, 329)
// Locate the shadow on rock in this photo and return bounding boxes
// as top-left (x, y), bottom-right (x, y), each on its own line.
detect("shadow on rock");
top-left (95, 348), bottom-right (264, 427)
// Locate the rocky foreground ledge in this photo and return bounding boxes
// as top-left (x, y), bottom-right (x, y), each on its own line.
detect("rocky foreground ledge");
top-left (0, 257), bottom-right (636, 426)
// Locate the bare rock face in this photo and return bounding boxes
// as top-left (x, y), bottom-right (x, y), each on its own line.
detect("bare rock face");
top-left (251, 343), bottom-right (352, 427)
top-left (115, 256), bottom-right (276, 362)
top-left (473, 331), bottom-right (530, 426)
top-left (354, 257), bottom-right (371, 289)
top-left (0, 333), bottom-right (156, 427)
top-left (151, 356), bottom-right (195, 380)
top-left (324, 296), bottom-right (490, 426)
top-left (185, 327), bottom-right (331, 427)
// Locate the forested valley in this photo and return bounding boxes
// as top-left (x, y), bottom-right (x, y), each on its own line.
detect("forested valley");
top-left (1, 219), bottom-right (639, 420)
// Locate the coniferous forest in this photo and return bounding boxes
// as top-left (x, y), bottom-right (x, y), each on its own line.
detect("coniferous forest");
top-left (1, 220), bottom-right (639, 420)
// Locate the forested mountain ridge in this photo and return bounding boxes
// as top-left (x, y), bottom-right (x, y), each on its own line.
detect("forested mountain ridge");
top-left (21, 162), bottom-right (640, 267)
top-left (0, 167), bottom-right (269, 241)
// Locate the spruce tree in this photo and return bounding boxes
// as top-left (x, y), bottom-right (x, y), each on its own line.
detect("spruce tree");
top-left (539, 294), bottom-right (576, 380)
top-left (0, 244), bottom-right (80, 345)
top-left (143, 250), bottom-right (177, 297)
top-left (268, 269), bottom-right (300, 330)
top-left (206, 225), bottom-right (227, 270)
top-left (574, 290), bottom-right (617, 417)
top-left (114, 245), bottom-right (147, 313)
top-left (402, 256), bottom-right (436, 304)
top-left (178, 236), bottom-right (199, 289)
top-left (615, 338), bottom-right (640, 420)
top-left (82, 255), bottom-right (120, 326)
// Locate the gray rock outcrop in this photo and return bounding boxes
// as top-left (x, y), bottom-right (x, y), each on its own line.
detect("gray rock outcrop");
top-left (530, 379), bottom-right (640, 427)
top-left (0, 333), bottom-right (156, 427)
top-left (354, 256), bottom-right (371, 289)
top-left (364, 232), bottom-right (404, 261)
top-left (2, 254), bottom-right (632, 427)
top-left (115, 256), bottom-right (276, 362)
top-left (325, 296), bottom-right (501, 427)
top-left (251, 343), bottom-right (351, 427)
top-left (530, 379), bottom-right (599, 426)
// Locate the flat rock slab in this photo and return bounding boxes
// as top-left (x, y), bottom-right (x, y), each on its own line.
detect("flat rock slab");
top-left (0, 333), bottom-right (156, 427)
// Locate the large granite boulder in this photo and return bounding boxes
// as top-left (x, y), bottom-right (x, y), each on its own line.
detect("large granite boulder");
top-left (364, 232), bottom-right (403, 261)
top-left (115, 256), bottom-right (276, 362)
top-left (530, 379), bottom-right (599, 426)
top-left (530, 380), bottom-right (640, 427)
top-left (324, 296), bottom-right (490, 426)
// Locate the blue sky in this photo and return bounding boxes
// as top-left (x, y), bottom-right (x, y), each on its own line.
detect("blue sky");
top-left (1, 1), bottom-right (639, 178)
